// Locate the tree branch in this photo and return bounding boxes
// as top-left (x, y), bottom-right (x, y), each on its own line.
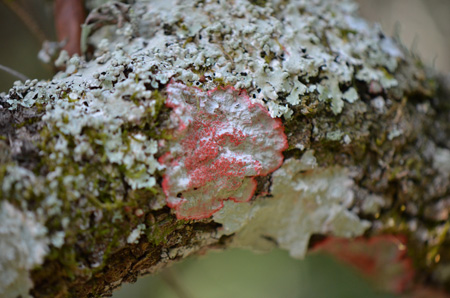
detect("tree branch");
top-left (1, 1), bottom-right (449, 297)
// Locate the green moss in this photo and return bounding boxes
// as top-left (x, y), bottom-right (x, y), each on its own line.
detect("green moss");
top-left (182, 36), bottom-right (195, 48)
top-left (339, 28), bottom-right (358, 43)
top-left (249, 0), bottom-right (267, 7)
top-left (147, 217), bottom-right (185, 246)
top-left (152, 90), bottom-right (165, 118)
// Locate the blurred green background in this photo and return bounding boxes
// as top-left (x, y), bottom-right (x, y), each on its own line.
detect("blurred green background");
top-left (0, 0), bottom-right (54, 91)
top-left (1, 1), bottom-right (449, 297)
top-left (112, 248), bottom-right (396, 298)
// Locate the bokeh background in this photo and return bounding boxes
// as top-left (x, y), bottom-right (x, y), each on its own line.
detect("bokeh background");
top-left (113, 248), bottom-right (396, 298)
top-left (0, 1), bottom-right (449, 297)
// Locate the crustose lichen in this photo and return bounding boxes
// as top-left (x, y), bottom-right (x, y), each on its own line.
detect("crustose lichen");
top-left (160, 81), bottom-right (288, 219)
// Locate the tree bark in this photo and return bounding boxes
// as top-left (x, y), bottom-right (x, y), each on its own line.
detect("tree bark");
top-left (1, 0), bottom-right (450, 297)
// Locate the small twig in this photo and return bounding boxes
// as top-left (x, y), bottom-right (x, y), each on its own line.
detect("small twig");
top-left (160, 268), bottom-right (193, 298)
top-left (0, 64), bottom-right (29, 82)
top-left (2, 0), bottom-right (47, 44)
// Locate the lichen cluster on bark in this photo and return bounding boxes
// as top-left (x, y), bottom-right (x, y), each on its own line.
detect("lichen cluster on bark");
top-left (0, 0), bottom-right (450, 297)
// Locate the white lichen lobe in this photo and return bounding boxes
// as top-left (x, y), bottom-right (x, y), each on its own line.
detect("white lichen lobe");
top-left (6, 0), bottom-right (403, 119)
top-left (0, 201), bottom-right (48, 298)
top-left (214, 151), bottom-right (370, 258)
top-left (127, 224), bottom-right (146, 244)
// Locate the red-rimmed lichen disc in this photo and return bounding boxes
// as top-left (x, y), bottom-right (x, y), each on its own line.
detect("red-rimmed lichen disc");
top-left (160, 82), bottom-right (288, 219)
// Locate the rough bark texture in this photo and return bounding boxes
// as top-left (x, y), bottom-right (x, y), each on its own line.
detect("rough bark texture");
top-left (1, 0), bottom-right (450, 297)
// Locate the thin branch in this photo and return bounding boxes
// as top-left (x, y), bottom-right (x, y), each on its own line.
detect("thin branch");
top-left (2, 0), bottom-right (47, 44)
top-left (0, 64), bottom-right (29, 82)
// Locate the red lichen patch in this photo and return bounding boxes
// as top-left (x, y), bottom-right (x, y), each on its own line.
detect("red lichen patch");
top-left (160, 82), bottom-right (288, 219)
top-left (312, 235), bottom-right (414, 294)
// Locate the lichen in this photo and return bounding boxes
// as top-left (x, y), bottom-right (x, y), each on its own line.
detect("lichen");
top-left (160, 82), bottom-right (288, 219)
top-left (127, 224), bottom-right (146, 244)
top-left (7, 0), bottom-right (402, 117)
top-left (1, 0), bottom-right (405, 226)
top-left (214, 151), bottom-right (370, 258)
top-left (433, 148), bottom-right (450, 176)
top-left (0, 201), bottom-right (48, 298)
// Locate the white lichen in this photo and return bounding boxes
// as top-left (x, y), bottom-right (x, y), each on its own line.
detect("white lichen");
top-left (0, 201), bottom-right (49, 298)
top-left (361, 194), bottom-right (386, 214)
top-left (127, 224), bottom-right (146, 244)
top-left (214, 151), bottom-right (370, 258)
top-left (371, 96), bottom-right (386, 113)
top-left (2, 166), bottom-right (42, 200)
top-left (433, 148), bottom-right (450, 176)
top-left (326, 130), bottom-right (344, 141)
top-left (342, 87), bottom-right (359, 103)
top-left (5, 0), bottom-right (402, 118)
top-left (387, 127), bottom-right (403, 140)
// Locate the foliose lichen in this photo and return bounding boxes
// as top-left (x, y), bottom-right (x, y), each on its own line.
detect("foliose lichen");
top-left (214, 150), bottom-right (370, 258)
top-left (7, 0), bottom-right (401, 115)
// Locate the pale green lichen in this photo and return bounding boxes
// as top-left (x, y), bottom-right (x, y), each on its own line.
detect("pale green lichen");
top-left (3, 0), bottom-right (402, 115)
top-left (0, 201), bottom-right (48, 298)
top-left (4, 0), bottom-right (404, 119)
top-left (371, 96), bottom-right (386, 113)
top-left (361, 194), bottom-right (386, 215)
top-left (326, 130), bottom-right (344, 141)
top-left (387, 127), bottom-right (404, 140)
top-left (2, 165), bottom-right (43, 203)
top-left (127, 224), bottom-right (146, 244)
top-left (433, 148), bottom-right (450, 176)
top-left (342, 87), bottom-right (359, 103)
top-left (214, 151), bottom-right (370, 258)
